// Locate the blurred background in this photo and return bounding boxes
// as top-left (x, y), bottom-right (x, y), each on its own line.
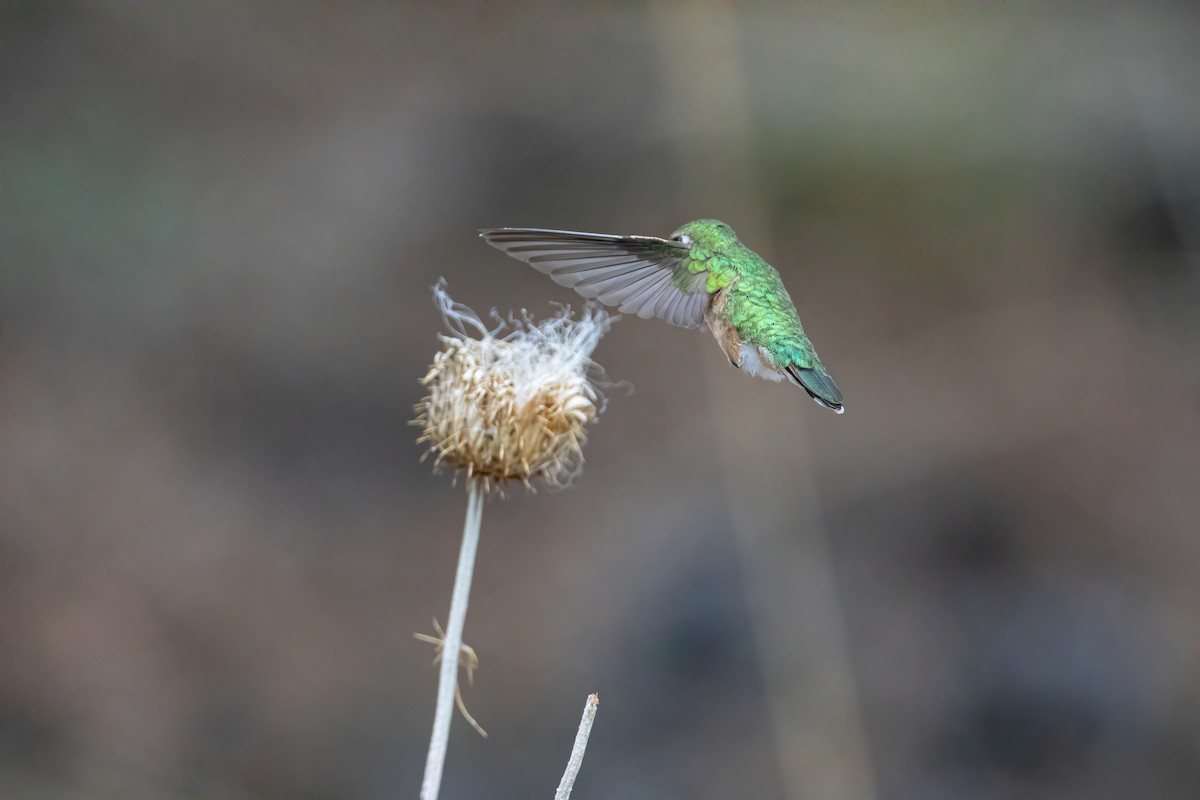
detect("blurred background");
top-left (2, 3), bottom-right (1199, 798)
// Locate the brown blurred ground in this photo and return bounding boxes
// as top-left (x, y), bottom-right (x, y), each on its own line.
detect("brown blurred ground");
top-left (1, 3), bottom-right (1199, 799)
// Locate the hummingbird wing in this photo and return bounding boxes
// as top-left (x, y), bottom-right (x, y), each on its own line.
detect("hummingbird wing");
top-left (479, 228), bottom-right (710, 329)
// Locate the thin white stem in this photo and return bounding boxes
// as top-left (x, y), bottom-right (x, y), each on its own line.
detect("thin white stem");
top-left (420, 481), bottom-right (485, 800)
top-left (554, 693), bottom-right (599, 800)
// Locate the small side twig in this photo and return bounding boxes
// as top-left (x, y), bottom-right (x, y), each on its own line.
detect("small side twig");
top-left (554, 693), bottom-right (599, 800)
top-left (414, 619), bottom-right (487, 737)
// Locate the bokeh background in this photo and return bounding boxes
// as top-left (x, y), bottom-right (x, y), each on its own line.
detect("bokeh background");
top-left (3, 3), bottom-right (1199, 798)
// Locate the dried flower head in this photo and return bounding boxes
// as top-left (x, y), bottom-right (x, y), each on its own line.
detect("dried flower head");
top-left (414, 280), bottom-right (613, 490)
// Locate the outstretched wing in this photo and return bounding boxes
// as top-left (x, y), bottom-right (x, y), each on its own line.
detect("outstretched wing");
top-left (479, 228), bottom-right (711, 329)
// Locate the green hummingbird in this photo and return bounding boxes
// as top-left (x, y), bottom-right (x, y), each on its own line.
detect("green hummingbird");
top-left (480, 219), bottom-right (845, 413)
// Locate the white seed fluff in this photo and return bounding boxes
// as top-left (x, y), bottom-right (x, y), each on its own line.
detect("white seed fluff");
top-left (415, 280), bottom-right (614, 489)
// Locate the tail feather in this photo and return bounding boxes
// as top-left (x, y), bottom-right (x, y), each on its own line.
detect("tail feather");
top-left (786, 365), bottom-right (845, 414)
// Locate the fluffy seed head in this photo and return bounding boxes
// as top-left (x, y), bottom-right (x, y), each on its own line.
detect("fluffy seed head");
top-left (414, 280), bottom-right (614, 490)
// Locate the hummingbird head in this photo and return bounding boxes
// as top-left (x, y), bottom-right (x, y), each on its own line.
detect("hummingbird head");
top-left (670, 219), bottom-right (739, 250)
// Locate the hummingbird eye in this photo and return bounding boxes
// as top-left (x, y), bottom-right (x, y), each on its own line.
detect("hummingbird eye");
top-left (671, 234), bottom-right (691, 245)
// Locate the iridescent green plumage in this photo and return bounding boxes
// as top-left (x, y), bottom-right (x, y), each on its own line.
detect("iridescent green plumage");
top-left (480, 219), bottom-right (845, 413)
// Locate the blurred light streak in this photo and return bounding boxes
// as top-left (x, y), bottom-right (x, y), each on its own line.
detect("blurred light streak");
top-left (1108, 7), bottom-right (1200, 275)
top-left (652, 6), bottom-right (877, 799)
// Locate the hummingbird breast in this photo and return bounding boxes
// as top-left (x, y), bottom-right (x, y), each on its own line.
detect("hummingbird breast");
top-left (704, 287), bottom-right (743, 366)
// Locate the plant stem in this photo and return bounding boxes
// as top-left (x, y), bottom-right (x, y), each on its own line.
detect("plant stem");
top-left (420, 480), bottom-right (485, 800)
top-left (554, 693), bottom-right (599, 800)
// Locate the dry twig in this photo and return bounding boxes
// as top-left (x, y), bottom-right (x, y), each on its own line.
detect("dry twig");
top-left (554, 693), bottom-right (599, 800)
top-left (414, 619), bottom-right (487, 737)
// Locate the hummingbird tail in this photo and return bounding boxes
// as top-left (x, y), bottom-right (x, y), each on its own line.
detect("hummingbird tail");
top-left (786, 365), bottom-right (845, 415)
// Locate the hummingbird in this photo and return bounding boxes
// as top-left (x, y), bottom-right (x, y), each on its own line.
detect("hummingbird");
top-left (480, 219), bottom-right (845, 413)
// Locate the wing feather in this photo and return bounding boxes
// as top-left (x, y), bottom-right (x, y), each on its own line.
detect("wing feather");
top-left (604, 268), bottom-right (672, 307)
top-left (576, 266), bottom-right (653, 296)
top-left (647, 278), bottom-right (680, 319)
top-left (611, 271), bottom-right (672, 315)
top-left (480, 227), bottom-right (711, 329)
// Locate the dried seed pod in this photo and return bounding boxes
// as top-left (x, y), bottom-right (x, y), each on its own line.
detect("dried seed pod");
top-left (414, 281), bottom-right (613, 490)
